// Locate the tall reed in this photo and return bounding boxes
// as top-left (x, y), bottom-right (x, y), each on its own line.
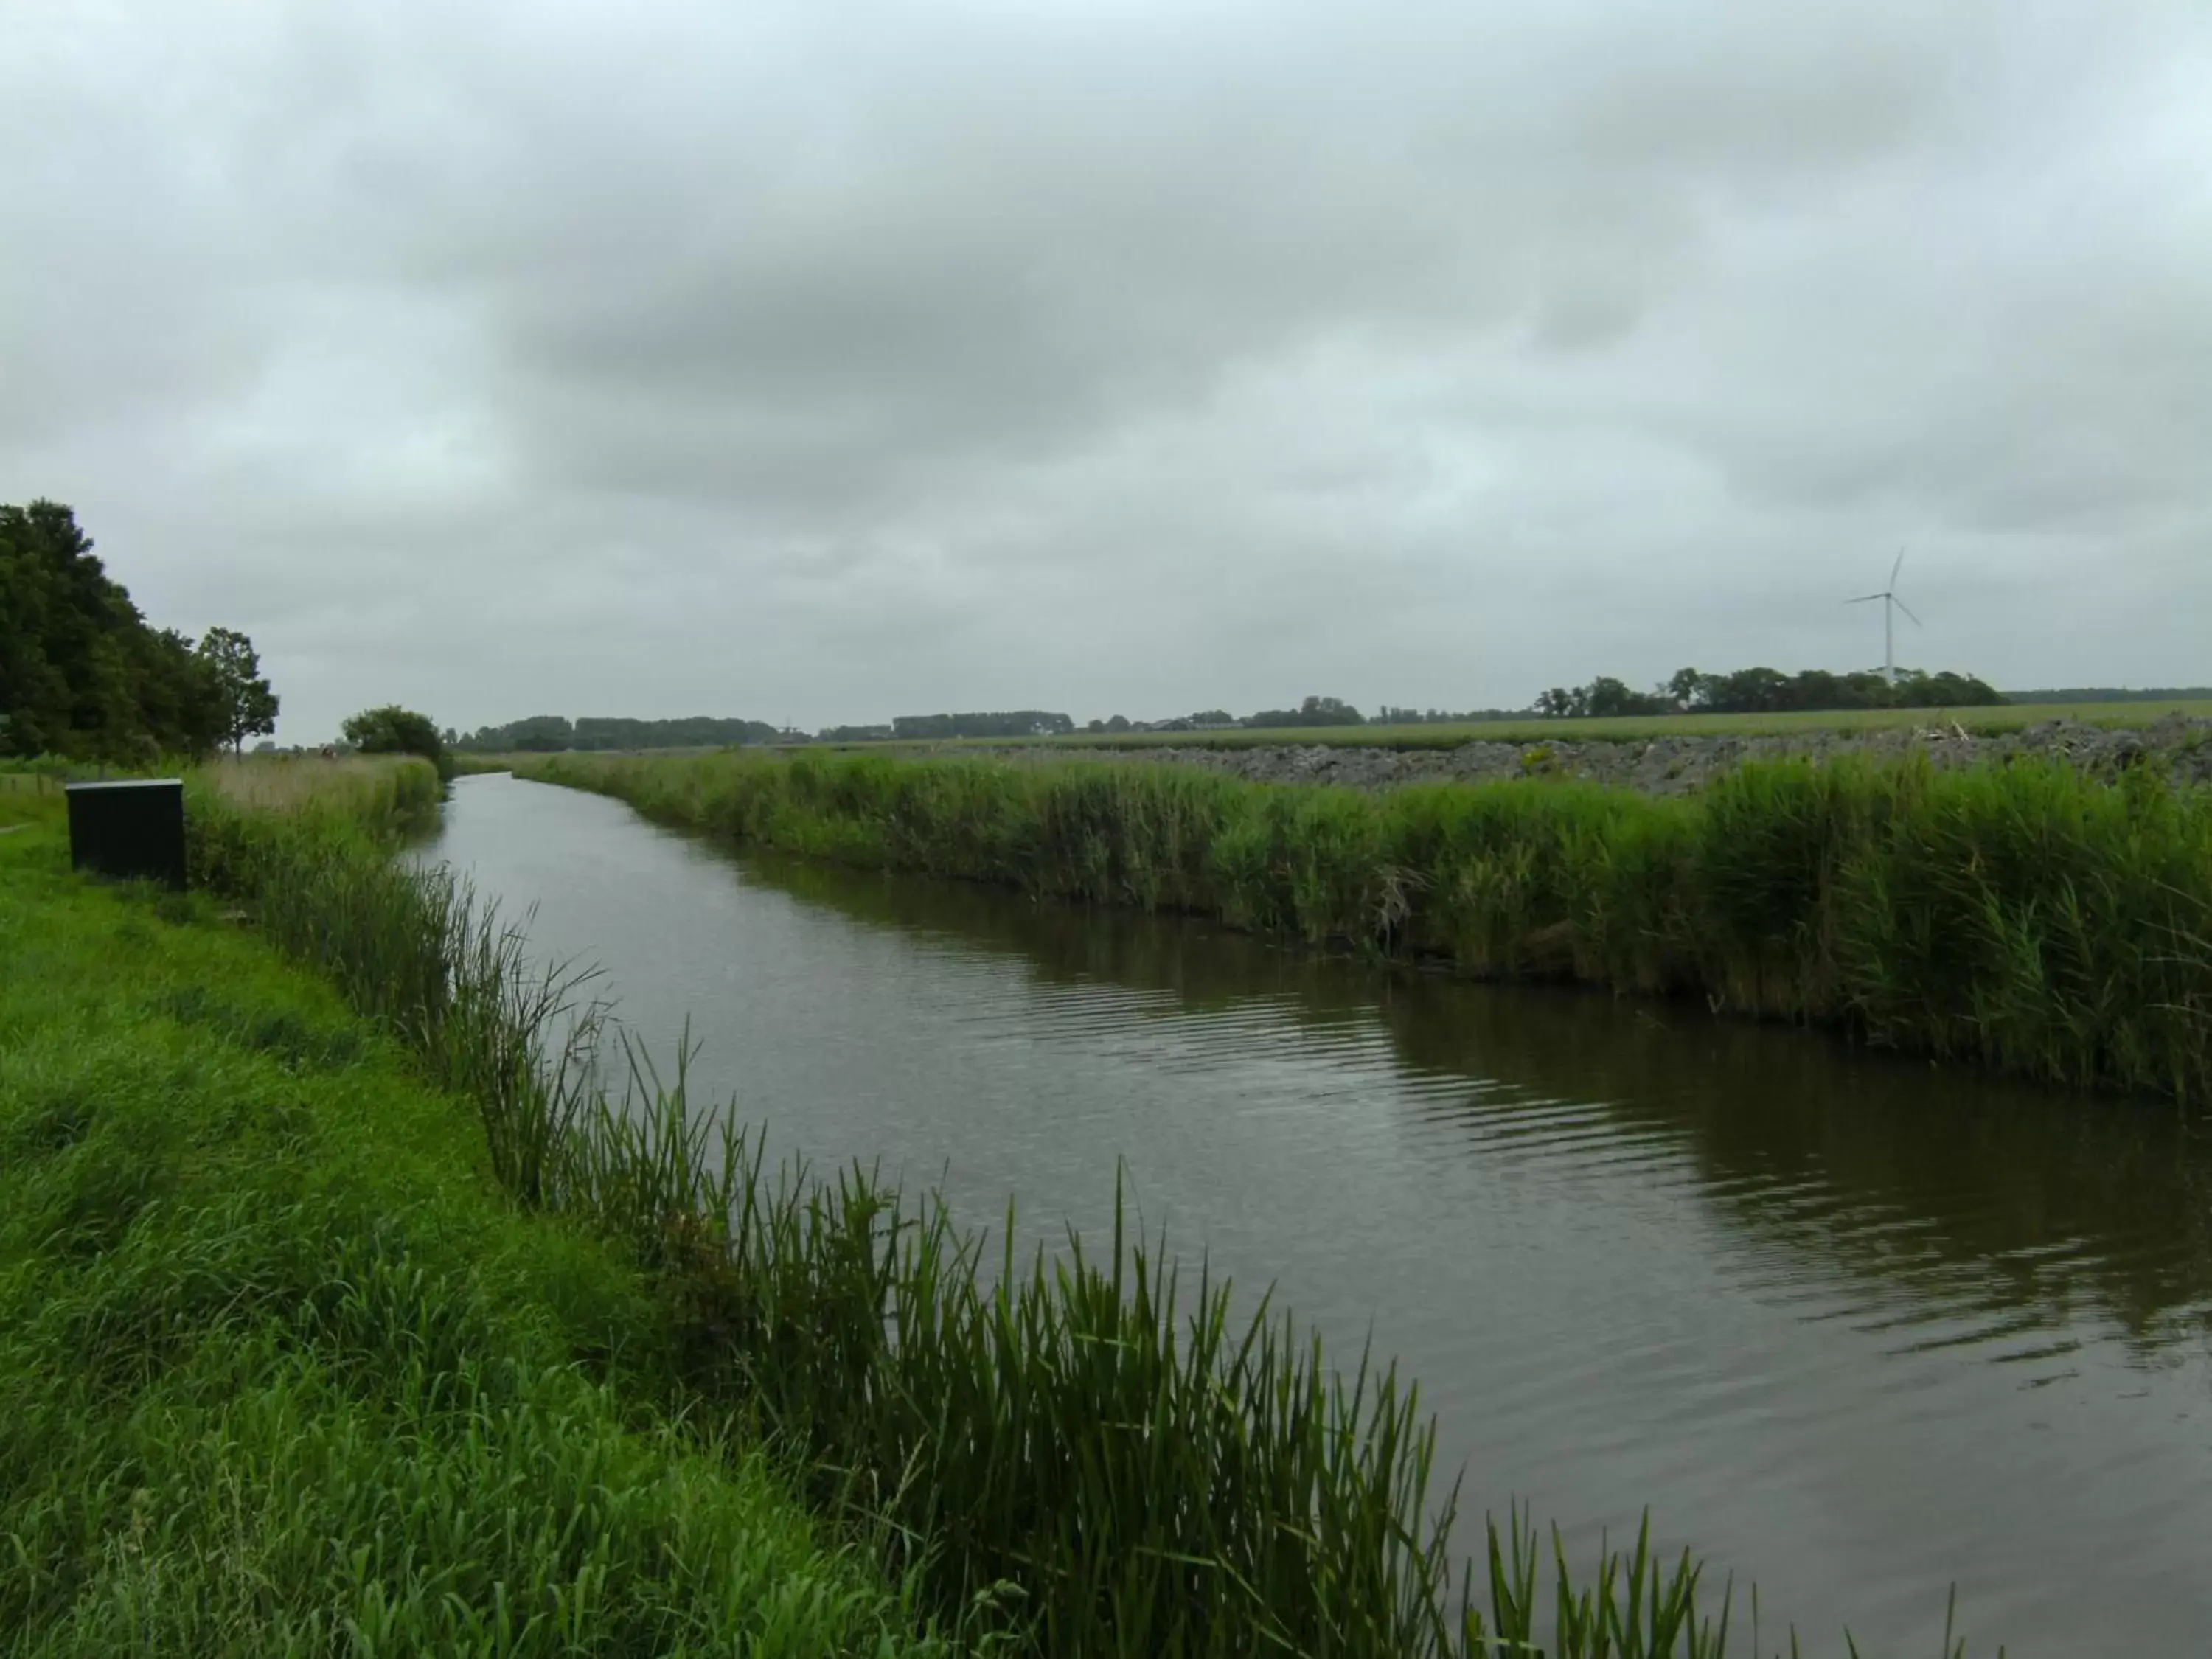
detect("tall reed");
top-left (519, 750), bottom-right (2212, 1102)
top-left (179, 778), bottom-right (2011, 1654)
top-left (195, 751), bottom-right (442, 824)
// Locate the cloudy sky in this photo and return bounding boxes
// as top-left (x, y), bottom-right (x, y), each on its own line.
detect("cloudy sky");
top-left (5, 1), bottom-right (2208, 740)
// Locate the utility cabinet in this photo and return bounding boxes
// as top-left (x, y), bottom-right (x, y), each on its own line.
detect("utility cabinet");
top-left (65, 779), bottom-right (187, 891)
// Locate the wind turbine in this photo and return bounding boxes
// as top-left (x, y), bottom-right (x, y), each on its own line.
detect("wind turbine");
top-left (1848, 549), bottom-right (1920, 685)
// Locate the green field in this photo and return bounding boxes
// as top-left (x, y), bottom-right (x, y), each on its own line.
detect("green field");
top-left (966, 699), bottom-right (2212, 754)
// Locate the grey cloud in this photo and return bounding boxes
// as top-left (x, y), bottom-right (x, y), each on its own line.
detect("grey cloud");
top-left (3, 0), bottom-right (2208, 740)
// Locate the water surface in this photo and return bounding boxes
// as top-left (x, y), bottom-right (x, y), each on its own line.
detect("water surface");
top-left (428, 773), bottom-right (2212, 1653)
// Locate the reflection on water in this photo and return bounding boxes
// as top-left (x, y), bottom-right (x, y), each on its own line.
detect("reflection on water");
top-left (753, 847), bottom-right (2212, 1361)
top-left (429, 775), bottom-right (2212, 1654)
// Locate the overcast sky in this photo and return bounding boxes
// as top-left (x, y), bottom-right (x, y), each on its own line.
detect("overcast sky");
top-left (5, 1), bottom-right (2208, 740)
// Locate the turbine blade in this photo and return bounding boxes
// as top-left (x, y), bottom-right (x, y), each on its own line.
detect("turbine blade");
top-left (1891, 548), bottom-right (1906, 588)
top-left (1895, 598), bottom-right (1924, 627)
top-left (1846, 594), bottom-right (1885, 604)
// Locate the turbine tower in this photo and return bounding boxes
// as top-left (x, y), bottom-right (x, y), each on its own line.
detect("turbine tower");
top-left (1847, 549), bottom-right (1921, 685)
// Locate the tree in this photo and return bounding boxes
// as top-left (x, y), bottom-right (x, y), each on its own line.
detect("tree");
top-left (1579, 676), bottom-right (1666, 718)
top-left (1542, 664), bottom-right (2006, 719)
top-left (0, 498), bottom-right (238, 760)
top-left (342, 705), bottom-right (453, 779)
top-left (195, 627), bottom-right (279, 753)
top-left (1245, 695), bottom-right (1366, 729)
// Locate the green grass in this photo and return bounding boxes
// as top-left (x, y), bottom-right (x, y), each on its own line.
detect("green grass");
top-left (195, 751), bottom-right (445, 823)
top-left (0, 813), bottom-right (945, 1657)
top-left (0, 775), bottom-right (63, 829)
top-left (516, 748), bottom-right (2212, 1103)
top-left (453, 753), bottom-right (525, 776)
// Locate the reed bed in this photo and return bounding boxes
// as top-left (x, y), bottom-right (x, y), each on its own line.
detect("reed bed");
top-left (193, 751), bottom-right (442, 824)
top-left (169, 782), bottom-right (2010, 1653)
top-left (517, 750), bottom-right (2212, 1102)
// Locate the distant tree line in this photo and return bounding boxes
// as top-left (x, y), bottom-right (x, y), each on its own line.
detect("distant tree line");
top-left (1534, 667), bottom-right (2007, 720)
top-left (890, 711), bottom-right (1074, 740)
top-left (1372, 705), bottom-right (1528, 726)
top-left (0, 500), bottom-right (277, 760)
top-left (1085, 709), bottom-right (1236, 734)
top-left (1243, 695), bottom-right (1367, 730)
top-left (2005, 686), bottom-right (2212, 705)
top-left (455, 664), bottom-right (2028, 760)
top-left (456, 714), bottom-right (784, 752)
top-left (1085, 698), bottom-right (1523, 734)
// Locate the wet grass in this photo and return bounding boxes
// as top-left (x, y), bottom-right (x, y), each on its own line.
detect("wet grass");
top-left (0, 812), bottom-right (945, 1658)
top-left (175, 788), bottom-right (2008, 1657)
top-left (518, 749), bottom-right (2212, 1102)
top-left (0, 762), bottom-right (75, 829)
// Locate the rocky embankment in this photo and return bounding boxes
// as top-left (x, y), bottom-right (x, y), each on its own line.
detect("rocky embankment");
top-left (1022, 715), bottom-right (2212, 797)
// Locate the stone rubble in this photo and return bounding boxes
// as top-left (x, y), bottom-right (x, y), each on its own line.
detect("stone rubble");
top-left (985, 715), bottom-right (2212, 797)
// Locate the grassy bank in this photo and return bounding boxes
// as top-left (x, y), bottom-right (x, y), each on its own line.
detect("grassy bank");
top-left (1, 757), bottom-right (2010, 1652)
top-left (0, 781), bottom-right (942, 1655)
top-left (515, 749), bottom-right (2212, 1102)
top-left (167, 768), bottom-right (1520, 1655)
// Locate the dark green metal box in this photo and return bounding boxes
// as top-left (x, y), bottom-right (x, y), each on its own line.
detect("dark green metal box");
top-left (65, 779), bottom-right (187, 891)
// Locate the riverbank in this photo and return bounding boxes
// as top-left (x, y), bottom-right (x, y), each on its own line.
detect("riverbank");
top-left (2, 759), bottom-right (2019, 1652)
top-left (516, 748), bottom-right (2212, 1102)
top-left (956, 712), bottom-right (2212, 798)
top-left (170, 769), bottom-right (1516, 1655)
top-left (0, 781), bottom-right (940, 1655)
top-left (0, 765), bottom-right (1631, 1654)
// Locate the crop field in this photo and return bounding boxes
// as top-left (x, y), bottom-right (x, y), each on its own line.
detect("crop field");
top-left (947, 698), bottom-right (2212, 754)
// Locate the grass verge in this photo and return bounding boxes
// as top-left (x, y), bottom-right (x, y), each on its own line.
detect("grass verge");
top-left (0, 796), bottom-right (946, 1655)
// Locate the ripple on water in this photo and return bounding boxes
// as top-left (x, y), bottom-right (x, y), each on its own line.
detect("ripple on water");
top-left (423, 774), bottom-right (2212, 1652)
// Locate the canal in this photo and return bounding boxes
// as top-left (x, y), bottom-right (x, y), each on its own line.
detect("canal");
top-left (425, 772), bottom-right (2212, 1652)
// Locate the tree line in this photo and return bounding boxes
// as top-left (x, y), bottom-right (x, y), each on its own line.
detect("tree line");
top-left (891, 711), bottom-right (1075, 740)
top-left (0, 501), bottom-right (277, 760)
top-left (448, 675), bottom-right (2009, 757)
top-left (1086, 698), bottom-right (1372, 733)
top-left (456, 714), bottom-right (784, 753)
top-left (1534, 667), bottom-right (2006, 720)
top-left (459, 711), bottom-right (1093, 749)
